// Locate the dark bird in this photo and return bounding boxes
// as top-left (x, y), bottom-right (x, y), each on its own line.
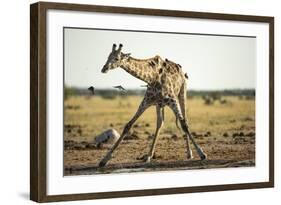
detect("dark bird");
top-left (113, 85), bottom-right (126, 91)
top-left (88, 86), bottom-right (95, 95)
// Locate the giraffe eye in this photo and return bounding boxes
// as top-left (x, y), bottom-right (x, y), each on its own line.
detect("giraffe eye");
top-left (115, 58), bottom-right (119, 61)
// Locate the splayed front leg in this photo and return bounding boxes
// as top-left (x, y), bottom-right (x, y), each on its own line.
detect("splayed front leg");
top-left (99, 153), bottom-right (112, 167)
top-left (145, 106), bottom-right (164, 163)
top-left (98, 98), bottom-right (151, 167)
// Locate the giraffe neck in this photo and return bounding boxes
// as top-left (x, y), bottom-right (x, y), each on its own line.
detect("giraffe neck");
top-left (120, 56), bottom-right (158, 84)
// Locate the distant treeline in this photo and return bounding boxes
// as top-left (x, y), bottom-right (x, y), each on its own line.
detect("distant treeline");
top-left (65, 86), bottom-right (255, 99)
top-left (188, 89), bottom-right (255, 97)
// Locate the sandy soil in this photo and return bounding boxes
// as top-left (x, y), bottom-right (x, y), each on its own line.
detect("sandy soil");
top-left (63, 96), bottom-right (255, 175)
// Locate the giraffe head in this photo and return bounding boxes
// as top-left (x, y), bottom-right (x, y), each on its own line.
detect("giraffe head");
top-left (101, 44), bottom-right (131, 73)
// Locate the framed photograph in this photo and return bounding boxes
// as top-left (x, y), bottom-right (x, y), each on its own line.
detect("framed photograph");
top-left (30, 1), bottom-right (274, 202)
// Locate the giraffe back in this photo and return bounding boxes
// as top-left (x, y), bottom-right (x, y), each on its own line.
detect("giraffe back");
top-left (159, 59), bottom-right (186, 97)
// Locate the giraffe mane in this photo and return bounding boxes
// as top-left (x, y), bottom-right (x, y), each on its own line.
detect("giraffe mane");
top-left (127, 55), bottom-right (163, 62)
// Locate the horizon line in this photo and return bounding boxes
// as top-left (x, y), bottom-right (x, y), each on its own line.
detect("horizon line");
top-left (64, 85), bottom-right (255, 91)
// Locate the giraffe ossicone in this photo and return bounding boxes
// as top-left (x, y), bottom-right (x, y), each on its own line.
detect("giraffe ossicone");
top-left (99, 43), bottom-right (207, 167)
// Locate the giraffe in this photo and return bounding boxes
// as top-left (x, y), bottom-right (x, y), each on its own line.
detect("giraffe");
top-left (99, 43), bottom-right (207, 167)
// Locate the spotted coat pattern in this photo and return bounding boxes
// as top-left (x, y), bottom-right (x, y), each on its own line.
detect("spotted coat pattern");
top-left (99, 44), bottom-right (206, 167)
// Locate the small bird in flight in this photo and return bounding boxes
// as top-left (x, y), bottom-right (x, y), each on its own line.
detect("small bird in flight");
top-left (88, 86), bottom-right (95, 95)
top-left (113, 85), bottom-right (126, 91)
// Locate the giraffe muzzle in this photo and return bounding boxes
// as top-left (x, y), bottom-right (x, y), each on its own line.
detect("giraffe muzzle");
top-left (101, 66), bottom-right (109, 73)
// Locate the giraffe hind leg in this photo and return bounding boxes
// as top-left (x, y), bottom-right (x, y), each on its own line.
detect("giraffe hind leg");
top-left (183, 134), bottom-right (193, 159)
top-left (180, 119), bottom-right (206, 160)
top-left (167, 99), bottom-right (206, 160)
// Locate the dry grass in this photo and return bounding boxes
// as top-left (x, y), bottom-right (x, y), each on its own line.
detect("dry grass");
top-left (64, 95), bottom-right (255, 175)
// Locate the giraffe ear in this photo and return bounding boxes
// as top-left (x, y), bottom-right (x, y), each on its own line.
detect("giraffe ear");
top-left (122, 53), bottom-right (131, 59)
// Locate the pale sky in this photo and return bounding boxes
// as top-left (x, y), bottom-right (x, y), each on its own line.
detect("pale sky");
top-left (64, 28), bottom-right (256, 90)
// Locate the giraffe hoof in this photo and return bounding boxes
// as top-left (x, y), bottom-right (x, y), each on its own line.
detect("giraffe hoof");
top-left (99, 154), bottom-right (112, 167)
top-left (137, 154), bottom-right (152, 163)
top-left (99, 160), bottom-right (107, 167)
top-left (145, 156), bottom-right (152, 163)
top-left (187, 153), bottom-right (193, 160)
top-left (200, 153), bottom-right (207, 161)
